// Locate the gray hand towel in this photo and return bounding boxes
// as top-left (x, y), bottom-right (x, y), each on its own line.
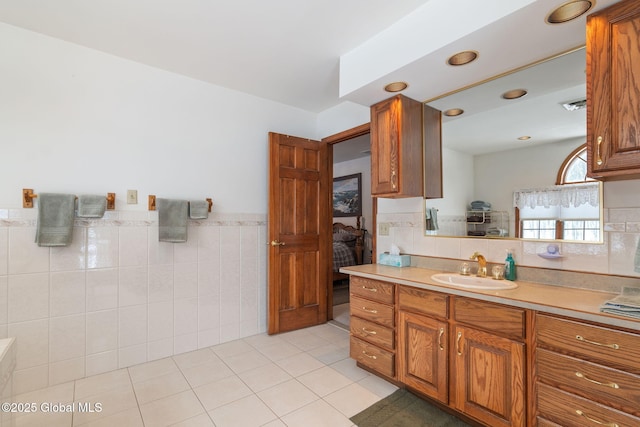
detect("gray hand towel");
top-left (35, 193), bottom-right (76, 247)
top-left (158, 198), bottom-right (188, 242)
top-left (189, 200), bottom-right (209, 219)
top-left (600, 287), bottom-right (640, 319)
top-left (76, 194), bottom-right (107, 218)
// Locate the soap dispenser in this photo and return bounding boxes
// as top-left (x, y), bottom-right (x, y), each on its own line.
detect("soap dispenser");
top-left (505, 250), bottom-right (516, 281)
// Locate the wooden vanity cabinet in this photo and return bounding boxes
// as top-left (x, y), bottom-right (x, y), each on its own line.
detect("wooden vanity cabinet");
top-left (535, 313), bottom-right (640, 426)
top-left (587, 0), bottom-right (640, 180)
top-left (396, 287), bottom-right (527, 427)
top-left (451, 297), bottom-right (527, 427)
top-left (370, 94), bottom-right (424, 198)
top-left (349, 276), bottom-right (396, 379)
top-left (397, 286), bottom-right (449, 404)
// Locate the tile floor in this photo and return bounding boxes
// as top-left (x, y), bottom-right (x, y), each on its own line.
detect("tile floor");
top-left (6, 323), bottom-right (397, 427)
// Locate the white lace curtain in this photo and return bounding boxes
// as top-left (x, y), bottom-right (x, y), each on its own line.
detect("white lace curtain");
top-left (513, 182), bottom-right (600, 210)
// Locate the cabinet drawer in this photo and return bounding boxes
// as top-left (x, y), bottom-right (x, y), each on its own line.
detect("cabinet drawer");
top-left (351, 316), bottom-right (394, 351)
top-left (350, 336), bottom-right (395, 378)
top-left (538, 383), bottom-right (640, 427)
top-left (536, 314), bottom-right (640, 373)
top-left (398, 285), bottom-right (448, 318)
top-left (350, 295), bottom-right (394, 327)
top-left (453, 297), bottom-right (526, 340)
top-left (537, 348), bottom-right (640, 417)
top-left (350, 276), bottom-right (394, 304)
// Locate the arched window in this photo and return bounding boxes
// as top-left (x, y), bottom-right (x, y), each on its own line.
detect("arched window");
top-left (517, 144), bottom-right (600, 241)
top-left (556, 144), bottom-right (594, 184)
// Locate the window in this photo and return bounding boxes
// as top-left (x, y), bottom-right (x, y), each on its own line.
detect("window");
top-left (515, 144), bottom-right (600, 242)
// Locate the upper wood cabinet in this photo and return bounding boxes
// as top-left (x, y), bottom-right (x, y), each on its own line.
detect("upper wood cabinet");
top-left (370, 95), bottom-right (442, 197)
top-left (587, 0), bottom-right (640, 180)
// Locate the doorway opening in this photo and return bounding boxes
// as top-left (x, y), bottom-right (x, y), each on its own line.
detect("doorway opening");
top-left (323, 123), bottom-right (373, 328)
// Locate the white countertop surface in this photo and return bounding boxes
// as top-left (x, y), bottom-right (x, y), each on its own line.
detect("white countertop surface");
top-left (340, 264), bottom-right (640, 332)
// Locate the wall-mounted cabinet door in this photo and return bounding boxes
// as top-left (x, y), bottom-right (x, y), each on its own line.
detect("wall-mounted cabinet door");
top-left (587, 0), bottom-right (640, 180)
top-left (370, 94), bottom-right (424, 197)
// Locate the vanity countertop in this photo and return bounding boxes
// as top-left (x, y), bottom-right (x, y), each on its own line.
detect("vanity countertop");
top-left (340, 264), bottom-right (640, 332)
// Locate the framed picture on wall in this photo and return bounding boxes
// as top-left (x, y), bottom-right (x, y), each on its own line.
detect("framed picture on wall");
top-left (333, 173), bottom-right (362, 217)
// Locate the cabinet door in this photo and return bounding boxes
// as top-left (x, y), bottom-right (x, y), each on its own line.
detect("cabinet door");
top-left (452, 325), bottom-right (526, 427)
top-left (398, 311), bottom-right (448, 404)
top-left (587, 0), bottom-right (640, 179)
top-left (370, 94), bottom-right (423, 197)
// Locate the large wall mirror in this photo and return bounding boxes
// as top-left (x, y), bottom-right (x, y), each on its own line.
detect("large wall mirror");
top-left (424, 47), bottom-right (603, 243)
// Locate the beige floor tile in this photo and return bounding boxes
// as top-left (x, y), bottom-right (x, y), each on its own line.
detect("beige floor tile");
top-left (323, 382), bottom-right (382, 418)
top-left (356, 374), bottom-right (399, 398)
top-left (73, 383), bottom-right (138, 426)
top-left (139, 390), bottom-right (205, 426)
top-left (280, 330), bottom-right (332, 352)
top-left (169, 413), bottom-right (215, 426)
top-left (179, 358), bottom-right (234, 388)
top-left (12, 381), bottom-right (75, 405)
top-left (256, 341), bottom-right (302, 361)
top-left (208, 394), bottom-right (277, 427)
top-left (257, 379), bottom-right (318, 417)
top-left (132, 370), bottom-right (190, 404)
top-left (329, 357), bottom-right (370, 382)
top-left (80, 407), bottom-right (144, 427)
top-left (280, 399), bottom-right (353, 427)
top-left (275, 352), bottom-right (325, 377)
top-left (297, 366), bottom-right (353, 397)
top-left (172, 348), bottom-right (217, 370)
top-left (128, 357), bottom-right (178, 383)
top-left (238, 362), bottom-right (292, 393)
top-left (223, 349), bottom-right (270, 374)
top-left (74, 369), bottom-right (131, 400)
top-left (193, 376), bottom-right (253, 411)
top-left (10, 410), bottom-right (72, 427)
top-left (210, 339), bottom-right (254, 359)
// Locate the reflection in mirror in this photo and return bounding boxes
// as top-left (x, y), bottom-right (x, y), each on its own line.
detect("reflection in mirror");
top-left (423, 47), bottom-right (603, 242)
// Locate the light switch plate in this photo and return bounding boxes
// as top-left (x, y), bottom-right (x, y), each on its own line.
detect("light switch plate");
top-left (379, 222), bottom-right (390, 236)
top-left (127, 190), bottom-right (138, 204)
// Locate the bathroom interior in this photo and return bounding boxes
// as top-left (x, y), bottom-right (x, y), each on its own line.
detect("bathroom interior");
top-left (1, 0), bottom-right (640, 426)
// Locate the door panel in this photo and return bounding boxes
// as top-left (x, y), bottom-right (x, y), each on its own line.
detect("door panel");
top-left (268, 132), bottom-right (329, 334)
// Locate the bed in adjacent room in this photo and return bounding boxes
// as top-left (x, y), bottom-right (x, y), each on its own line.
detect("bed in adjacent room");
top-left (332, 219), bottom-right (365, 284)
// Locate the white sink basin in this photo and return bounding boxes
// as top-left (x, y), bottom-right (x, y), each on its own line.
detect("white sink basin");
top-left (430, 273), bottom-right (518, 290)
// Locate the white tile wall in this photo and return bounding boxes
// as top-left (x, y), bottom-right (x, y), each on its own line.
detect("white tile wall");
top-left (0, 209), bottom-right (267, 395)
top-left (378, 206), bottom-right (640, 278)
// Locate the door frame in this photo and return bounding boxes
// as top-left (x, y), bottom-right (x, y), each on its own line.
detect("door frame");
top-left (322, 123), bottom-right (372, 320)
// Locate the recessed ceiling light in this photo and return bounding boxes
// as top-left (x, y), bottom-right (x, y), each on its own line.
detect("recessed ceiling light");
top-left (384, 81), bottom-right (408, 92)
top-left (447, 51), bottom-right (479, 66)
top-left (546, 0), bottom-right (593, 24)
top-left (444, 108), bottom-right (464, 117)
top-left (518, 136), bottom-right (532, 141)
top-left (502, 89), bottom-right (528, 100)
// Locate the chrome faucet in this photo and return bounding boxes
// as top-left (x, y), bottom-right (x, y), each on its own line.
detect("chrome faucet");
top-left (470, 252), bottom-right (487, 277)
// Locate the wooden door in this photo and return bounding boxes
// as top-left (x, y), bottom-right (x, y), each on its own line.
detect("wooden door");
top-left (452, 325), bottom-right (526, 427)
top-left (268, 132), bottom-right (330, 334)
top-left (398, 311), bottom-right (448, 404)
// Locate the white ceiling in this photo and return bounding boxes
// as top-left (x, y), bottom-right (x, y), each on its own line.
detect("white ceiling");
top-left (0, 0), bottom-right (623, 160)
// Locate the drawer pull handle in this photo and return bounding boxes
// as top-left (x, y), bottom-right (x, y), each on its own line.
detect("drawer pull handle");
top-left (575, 409), bottom-right (619, 427)
top-left (362, 327), bottom-right (377, 335)
top-left (456, 331), bottom-right (463, 356)
top-left (362, 307), bottom-right (378, 314)
top-left (361, 286), bottom-right (378, 292)
top-left (438, 327), bottom-right (445, 351)
top-left (575, 372), bottom-right (619, 389)
top-left (576, 335), bottom-right (620, 350)
top-left (362, 351), bottom-right (377, 360)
